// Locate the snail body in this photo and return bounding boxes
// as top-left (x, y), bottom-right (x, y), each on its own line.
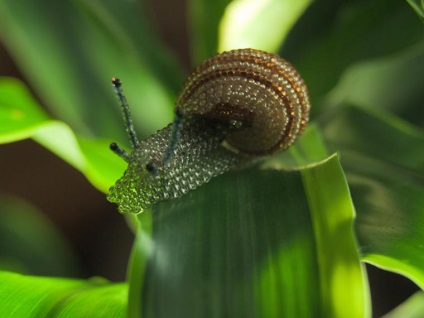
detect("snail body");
top-left (107, 49), bottom-right (310, 214)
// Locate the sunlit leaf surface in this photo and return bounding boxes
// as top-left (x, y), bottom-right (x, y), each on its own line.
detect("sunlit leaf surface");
top-left (0, 271), bottom-right (126, 317)
top-left (128, 155), bottom-right (369, 318)
top-left (188, 0), bottom-right (233, 64)
top-left (383, 291), bottom-right (424, 318)
top-left (406, 0), bottom-right (424, 20)
top-left (219, 0), bottom-right (311, 53)
top-left (0, 77), bottom-right (125, 192)
top-left (321, 105), bottom-right (424, 289)
top-left (326, 42), bottom-right (424, 127)
top-left (282, 0), bottom-right (424, 104)
top-left (0, 0), bottom-right (181, 141)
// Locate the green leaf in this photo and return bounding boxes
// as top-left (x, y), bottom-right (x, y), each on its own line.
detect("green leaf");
top-left (126, 214), bottom-right (153, 318)
top-left (218, 0), bottom-right (311, 53)
top-left (383, 291), bottom-right (424, 318)
top-left (282, 0), bottom-right (424, 102)
top-left (321, 105), bottom-right (424, 289)
top-left (0, 196), bottom-right (80, 276)
top-left (0, 78), bottom-right (49, 142)
top-left (0, 271), bottom-right (126, 317)
top-left (128, 153), bottom-right (369, 317)
top-left (326, 42), bottom-right (424, 126)
top-left (301, 155), bottom-right (370, 317)
top-left (188, 0), bottom-right (233, 64)
top-left (0, 77), bottom-right (125, 192)
top-left (0, 0), bottom-right (181, 141)
top-left (407, 0), bottom-right (424, 20)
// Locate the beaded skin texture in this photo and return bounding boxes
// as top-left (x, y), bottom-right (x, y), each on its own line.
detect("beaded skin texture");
top-left (107, 48), bottom-right (310, 214)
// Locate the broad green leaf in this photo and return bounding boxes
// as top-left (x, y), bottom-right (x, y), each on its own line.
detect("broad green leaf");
top-left (126, 214), bottom-right (153, 318)
top-left (78, 0), bottom-right (184, 95)
top-left (321, 105), bottom-right (424, 289)
top-left (326, 42), bottom-right (424, 127)
top-left (383, 291), bottom-right (424, 318)
top-left (125, 125), bottom-right (328, 317)
top-left (128, 154), bottom-right (369, 318)
top-left (301, 155), bottom-right (370, 318)
top-left (219, 0), bottom-right (311, 53)
top-left (407, 0), bottom-right (424, 20)
top-left (188, 0), bottom-right (233, 64)
top-left (0, 77), bottom-right (125, 192)
top-left (0, 271), bottom-right (126, 317)
top-left (0, 79), bottom-right (49, 143)
top-left (0, 0), bottom-right (181, 141)
top-left (0, 196), bottom-right (80, 277)
top-left (282, 0), bottom-right (424, 103)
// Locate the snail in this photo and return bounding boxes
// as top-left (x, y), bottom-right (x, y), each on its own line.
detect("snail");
top-left (107, 48), bottom-right (310, 214)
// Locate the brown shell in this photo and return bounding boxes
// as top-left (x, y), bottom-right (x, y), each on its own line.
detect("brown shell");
top-left (175, 48), bottom-right (310, 155)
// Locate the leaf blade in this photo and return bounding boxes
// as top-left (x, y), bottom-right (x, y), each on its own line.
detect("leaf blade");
top-left (219, 0), bottom-right (311, 53)
top-left (0, 271), bottom-right (127, 318)
top-left (321, 105), bottom-right (424, 289)
top-left (128, 152), bottom-right (368, 317)
top-left (0, 0), bottom-right (180, 141)
top-left (0, 77), bottom-right (125, 192)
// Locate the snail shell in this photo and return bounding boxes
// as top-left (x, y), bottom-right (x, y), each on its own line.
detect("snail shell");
top-left (177, 48), bottom-right (310, 155)
top-left (107, 48), bottom-right (310, 214)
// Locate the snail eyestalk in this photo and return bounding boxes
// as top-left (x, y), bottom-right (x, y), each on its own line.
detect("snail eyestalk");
top-left (111, 77), bottom-right (140, 149)
top-left (110, 142), bottom-right (131, 162)
top-left (163, 107), bottom-right (186, 165)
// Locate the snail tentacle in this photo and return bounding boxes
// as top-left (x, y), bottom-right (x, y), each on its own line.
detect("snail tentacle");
top-left (162, 107), bottom-right (186, 165)
top-left (111, 77), bottom-right (141, 149)
top-left (109, 142), bottom-right (131, 162)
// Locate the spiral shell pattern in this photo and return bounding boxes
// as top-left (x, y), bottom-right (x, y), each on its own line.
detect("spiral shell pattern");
top-left (176, 48), bottom-right (310, 155)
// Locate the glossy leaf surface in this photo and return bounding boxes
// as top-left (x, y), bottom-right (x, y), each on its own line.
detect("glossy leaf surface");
top-left (0, 0), bottom-right (181, 141)
top-left (0, 271), bottom-right (126, 318)
top-left (383, 291), bottom-right (424, 318)
top-left (0, 77), bottom-right (125, 192)
top-left (282, 0), bottom-right (424, 105)
top-left (188, 0), bottom-right (232, 64)
top-left (406, 0), bottom-right (424, 20)
top-left (127, 154), bottom-right (369, 318)
top-left (321, 105), bottom-right (424, 289)
top-left (219, 0), bottom-right (311, 53)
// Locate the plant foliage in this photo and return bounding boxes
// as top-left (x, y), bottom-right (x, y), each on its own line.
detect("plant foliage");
top-left (0, 0), bottom-right (423, 317)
